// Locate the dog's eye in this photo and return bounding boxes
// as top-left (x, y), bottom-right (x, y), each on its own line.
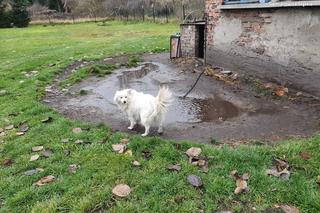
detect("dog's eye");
top-left (125, 96), bottom-right (127, 98)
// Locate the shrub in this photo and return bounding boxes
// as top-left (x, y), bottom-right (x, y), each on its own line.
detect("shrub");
top-left (11, 0), bottom-right (30, 28)
top-left (0, 10), bottom-right (12, 28)
top-left (0, 0), bottom-right (12, 28)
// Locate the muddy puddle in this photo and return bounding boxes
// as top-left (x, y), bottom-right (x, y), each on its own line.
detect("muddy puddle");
top-left (64, 63), bottom-right (241, 124)
top-left (45, 53), bottom-right (320, 144)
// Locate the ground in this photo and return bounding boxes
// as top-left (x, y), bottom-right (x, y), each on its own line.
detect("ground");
top-left (0, 21), bottom-right (320, 213)
top-left (44, 53), bottom-right (320, 144)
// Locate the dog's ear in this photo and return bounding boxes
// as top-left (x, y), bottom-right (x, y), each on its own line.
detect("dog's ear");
top-left (127, 89), bottom-right (133, 95)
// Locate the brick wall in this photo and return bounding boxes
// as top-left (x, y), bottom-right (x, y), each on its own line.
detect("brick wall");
top-left (180, 24), bottom-right (196, 57)
top-left (205, 0), bottom-right (224, 45)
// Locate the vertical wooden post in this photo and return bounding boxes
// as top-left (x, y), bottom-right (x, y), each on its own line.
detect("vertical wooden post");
top-left (182, 4), bottom-right (186, 21)
top-left (152, 4), bottom-right (155, 22)
top-left (165, 4), bottom-right (168, 23)
top-left (142, 5), bottom-right (145, 22)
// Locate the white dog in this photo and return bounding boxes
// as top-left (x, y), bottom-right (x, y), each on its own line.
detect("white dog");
top-left (114, 87), bottom-right (172, 136)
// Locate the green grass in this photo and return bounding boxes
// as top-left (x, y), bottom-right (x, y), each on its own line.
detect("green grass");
top-left (60, 63), bottom-right (118, 88)
top-left (0, 21), bottom-right (320, 213)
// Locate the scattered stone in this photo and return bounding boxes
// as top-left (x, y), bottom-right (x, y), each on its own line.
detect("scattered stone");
top-left (221, 70), bottom-right (232, 75)
top-left (5, 125), bottom-right (14, 130)
top-left (32, 146), bottom-right (44, 152)
top-left (142, 150), bottom-right (152, 160)
top-left (74, 139), bottom-right (83, 145)
top-left (296, 92), bottom-right (303, 97)
top-left (25, 71), bottom-right (38, 77)
top-left (132, 160), bottom-right (141, 167)
top-left (61, 138), bottom-right (69, 143)
top-left (187, 175), bottom-right (203, 187)
top-left (41, 117), bottom-right (53, 123)
top-left (124, 149), bottom-right (133, 156)
top-left (72, 128), bottom-right (82, 134)
top-left (16, 132), bottom-right (25, 136)
top-left (231, 170), bottom-right (250, 195)
top-left (185, 147), bottom-right (202, 158)
top-left (263, 82), bottom-right (275, 89)
top-left (42, 149), bottom-right (53, 158)
top-left (8, 112), bottom-right (18, 117)
top-left (2, 159), bottom-right (13, 166)
top-left (0, 128), bottom-right (3, 133)
top-left (19, 123), bottom-right (29, 132)
top-left (24, 168), bottom-right (44, 176)
top-left (112, 184), bottom-right (132, 197)
top-left (0, 90), bottom-right (7, 96)
top-left (35, 175), bottom-right (55, 186)
top-left (190, 156), bottom-right (209, 173)
top-left (48, 63), bottom-right (56, 67)
top-left (274, 86), bottom-right (288, 97)
top-left (30, 154), bottom-right (40, 161)
top-left (266, 158), bottom-right (291, 180)
top-left (299, 151), bottom-right (311, 160)
top-left (120, 138), bottom-right (129, 144)
top-left (64, 150), bottom-right (71, 156)
top-left (167, 163), bottom-right (181, 172)
top-left (174, 195), bottom-right (186, 204)
top-left (0, 132), bottom-right (5, 137)
top-left (68, 164), bottom-right (78, 173)
top-left (45, 86), bottom-right (53, 93)
top-left (112, 144), bottom-right (127, 154)
top-left (278, 205), bottom-right (300, 213)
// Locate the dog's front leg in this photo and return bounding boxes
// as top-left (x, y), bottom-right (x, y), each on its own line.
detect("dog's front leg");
top-left (128, 116), bottom-right (136, 130)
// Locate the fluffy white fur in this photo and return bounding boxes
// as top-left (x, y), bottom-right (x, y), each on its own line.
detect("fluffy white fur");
top-left (114, 87), bottom-right (172, 136)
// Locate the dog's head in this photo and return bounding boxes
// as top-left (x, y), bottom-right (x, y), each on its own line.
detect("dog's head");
top-left (113, 89), bottom-right (133, 108)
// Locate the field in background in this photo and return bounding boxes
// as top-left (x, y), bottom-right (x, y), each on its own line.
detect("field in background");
top-left (0, 21), bottom-right (320, 213)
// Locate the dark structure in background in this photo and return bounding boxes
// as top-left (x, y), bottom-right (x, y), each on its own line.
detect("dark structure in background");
top-left (180, 21), bottom-right (206, 59)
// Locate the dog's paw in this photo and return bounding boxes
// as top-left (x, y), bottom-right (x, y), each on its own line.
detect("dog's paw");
top-left (128, 126), bottom-right (134, 130)
top-left (141, 133), bottom-right (148, 137)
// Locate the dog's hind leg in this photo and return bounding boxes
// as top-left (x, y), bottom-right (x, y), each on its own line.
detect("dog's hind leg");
top-left (157, 116), bottom-right (164, 134)
top-left (141, 118), bottom-right (150, 137)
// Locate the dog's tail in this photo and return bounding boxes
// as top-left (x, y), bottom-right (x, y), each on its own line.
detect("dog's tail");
top-left (156, 86), bottom-right (172, 114)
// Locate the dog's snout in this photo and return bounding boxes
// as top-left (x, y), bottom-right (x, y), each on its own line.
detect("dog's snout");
top-left (123, 101), bottom-right (127, 104)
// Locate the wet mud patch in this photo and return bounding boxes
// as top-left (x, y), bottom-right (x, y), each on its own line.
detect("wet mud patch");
top-left (185, 98), bottom-right (240, 122)
top-left (44, 53), bottom-right (320, 144)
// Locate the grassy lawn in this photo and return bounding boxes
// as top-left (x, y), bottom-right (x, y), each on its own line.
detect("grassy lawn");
top-left (0, 21), bottom-right (320, 213)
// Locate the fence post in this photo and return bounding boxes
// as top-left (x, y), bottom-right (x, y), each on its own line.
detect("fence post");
top-left (165, 4), bottom-right (168, 23)
top-left (142, 5), bottom-right (145, 22)
top-left (182, 4), bottom-right (186, 20)
top-left (152, 4), bottom-right (155, 22)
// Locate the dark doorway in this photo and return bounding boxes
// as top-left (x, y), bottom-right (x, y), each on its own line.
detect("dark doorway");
top-left (195, 24), bottom-right (205, 58)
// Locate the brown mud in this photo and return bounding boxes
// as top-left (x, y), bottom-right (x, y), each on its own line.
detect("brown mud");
top-left (43, 53), bottom-right (320, 144)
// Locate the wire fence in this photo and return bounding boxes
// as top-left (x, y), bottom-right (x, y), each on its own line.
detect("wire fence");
top-left (29, 1), bottom-right (205, 25)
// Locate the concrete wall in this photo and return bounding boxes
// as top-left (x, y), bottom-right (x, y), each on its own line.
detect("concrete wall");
top-left (205, 1), bottom-right (320, 96)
